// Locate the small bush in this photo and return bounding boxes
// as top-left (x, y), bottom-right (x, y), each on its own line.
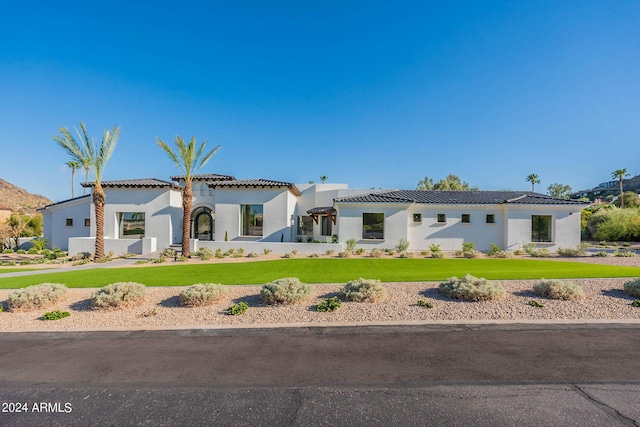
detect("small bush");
top-left (3, 249), bottom-right (14, 254)
top-left (16, 249), bottom-right (26, 254)
top-left (42, 310), bottom-right (71, 321)
top-left (429, 244), bottom-right (441, 253)
top-left (263, 248), bottom-right (272, 255)
top-left (345, 239), bottom-right (357, 252)
top-left (370, 248), bottom-right (384, 258)
top-left (316, 296), bottom-right (341, 312)
top-left (237, 248), bottom-right (245, 255)
top-left (291, 249), bottom-right (298, 256)
top-left (339, 278), bottom-right (386, 303)
top-left (308, 253), bottom-right (320, 258)
top-left (0, 305), bottom-right (3, 313)
top-left (176, 256), bottom-right (188, 262)
top-left (260, 277), bottom-right (313, 305)
top-left (533, 279), bottom-right (585, 300)
top-left (513, 249), bottom-right (524, 256)
top-left (395, 238), bottom-right (410, 253)
top-left (431, 251), bottom-right (444, 258)
top-left (399, 252), bottom-right (414, 258)
top-left (623, 279), bottom-right (640, 298)
top-left (153, 257), bottom-right (166, 264)
top-left (326, 249), bottom-right (335, 256)
top-left (529, 248), bottom-right (551, 257)
top-left (282, 252), bottom-right (294, 258)
top-left (27, 247), bottom-right (39, 254)
top-left (247, 251), bottom-right (259, 258)
top-left (225, 249), bottom-right (236, 256)
top-left (355, 248), bottom-right (365, 255)
top-left (160, 248), bottom-right (177, 259)
top-left (493, 250), bottom-right (512, 258)
top-left (179, 284), bottom-right (227, 307)
top-left (215, 248), bottom-right (225, 258)
top-left (614, 250), bottom-right (637, 258)
top-left (461, 242), bottom-right (476, 252)
top-left (462, 250), bottom-right (481, 258)
top-left (529, 300), bottom-right (544, 308)
top-left (338, 251), bottom-right (352, 258)
top-left (631, 300), bottom-right (640, 307)
top-left (195, 247), bottom-right (214, 260)
top-left (439, 274), bottom-right (505, 302)
top-left (135, 259), bottom-right (151, 264)
top-left (227, 301), bottom-right (248, 315)
top-left (488, 243), bottom-right (501, 256)
top-left (592, 251), bottom-right (609, 257)
top-left (417, 300), bottom-right (433, 308)
top-left (90, 282), bottom-right (146, 309)
top-left (557, 247), bottom-right (586, 257)
top-left (8, 283), bottom-right (68, 311)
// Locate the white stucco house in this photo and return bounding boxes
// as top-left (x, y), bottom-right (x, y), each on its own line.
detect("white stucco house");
top-left (39, 173), bottom-right (588, 255)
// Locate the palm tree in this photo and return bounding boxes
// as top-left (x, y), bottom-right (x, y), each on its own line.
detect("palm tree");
top-left (611, 168), bottom-right (630, 208)
top-left (526, 173), bottom-right (540, 192)
top-left (80, 157), bottom-right (91, 195)
top-left (65, 160), bottom-right (80, 198)
top-left (157, 135), bottom-right (220, 258)
top-left (320, 175), bottom-right (328, 183)
top-left (53, 122), bottom-right (121, 259)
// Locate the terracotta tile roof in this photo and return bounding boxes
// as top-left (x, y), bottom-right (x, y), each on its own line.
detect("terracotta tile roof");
top-left (81, 178), bottom-right (182, 190)
top-left (208, 179), bottom-right (301, 196)
top-left (334, 190), bottom-right (589, 205)
top-left (170, 173), bottom-right (236, 182)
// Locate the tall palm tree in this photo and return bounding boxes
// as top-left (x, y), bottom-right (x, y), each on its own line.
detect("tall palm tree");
top-left (65, 160), bottom-right (80, 198)
top-left (320, 175), bottom-right (328, 183)
top-left (526, 173), bottom-right (540, 192)
top-left (157, 135), bottom-right (220, 257)
top-left (53, 122), bottom-right (121, 259)
top-left (81, 157), bottom-right (91, 195)
top-left (611, 168), bottom-right (630, 208)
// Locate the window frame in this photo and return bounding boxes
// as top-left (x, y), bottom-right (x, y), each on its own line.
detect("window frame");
top-left (461, 214), bottom-right (471, 224)
top-left (413, 213), bottom-right (422, 223)
top-left (437, 213), bottom-right (447, 223)
top-left (362, 213), bottom-right (384, 240)
top-left (531, 215), bottom-right (552, 242)
top-left (65, 218), bottom-right (73, 227)
top-left (321, 215), bottom-right (332, 236)
top-left (297, 215), bottom-right (314, 236)
top-left (240, 204), bottom-right (264, 237)
top-left (84, 218), bottom-right (90, 227)
top-left (118, 212), bottom-right (145, 239)
top-left (486, 214), bottom-right (495, 224)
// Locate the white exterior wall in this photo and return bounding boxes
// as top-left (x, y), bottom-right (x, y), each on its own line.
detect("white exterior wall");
top-left (40, 197), bottom-right (91, 250)
top-left (336, 204), bottom-right (409, 250)
top-left (505, 205), bottom-right (583, 251)
top-left (214, 187), bottom-right (297, 242)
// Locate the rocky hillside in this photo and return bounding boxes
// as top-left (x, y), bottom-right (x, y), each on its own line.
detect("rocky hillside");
top-left (0, 178), bottom-right (52, 214)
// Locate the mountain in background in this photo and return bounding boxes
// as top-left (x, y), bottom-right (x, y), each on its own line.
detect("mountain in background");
top-left (0, 178), bottom-right (52, 214)
top-left (573, 174), bottom-right (640, 200)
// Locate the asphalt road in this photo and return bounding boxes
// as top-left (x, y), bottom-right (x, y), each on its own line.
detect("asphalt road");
top-left (1, 323), bottom-right (639, 426)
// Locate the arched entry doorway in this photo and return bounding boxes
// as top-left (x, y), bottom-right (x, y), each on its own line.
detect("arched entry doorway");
top-left (191, 207), bottom-right (214, 241)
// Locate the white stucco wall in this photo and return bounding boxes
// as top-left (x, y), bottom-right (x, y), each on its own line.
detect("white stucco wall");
top-left (336, 203), bottom-right (409, 250)
top-left (505, 205), bottom-right (583, 251)
top-left (40, 196), bottom-right (92, 250)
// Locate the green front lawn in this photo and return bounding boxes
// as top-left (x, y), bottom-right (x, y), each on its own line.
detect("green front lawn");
top-left (0, 259), bottom-right (639, 289)
top-left (0, 268), bottom-right (47, 274)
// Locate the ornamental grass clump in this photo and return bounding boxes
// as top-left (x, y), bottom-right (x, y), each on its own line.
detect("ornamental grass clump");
top-left (533, 279), bottom-right (585, 301)
top-left (339, 278), bottom-right (387, 303)
top-left (439, 274), bottom-right (505, 302)
top-left (260, 277), bottom-right (313, 305)
top-left (179, 284), bottom-right (227, 307)
top-left (8, 283), bottom-right (68, 311)
top-left (623, 278), bottom-right (640, 298)
top-left (90, 282), bottom-right (146, 310)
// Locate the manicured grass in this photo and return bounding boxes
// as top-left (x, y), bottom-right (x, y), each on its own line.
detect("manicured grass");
top-left (0, 268), bottom-right (47, 274)
top-left (0, 259), bottom-right (639, 289)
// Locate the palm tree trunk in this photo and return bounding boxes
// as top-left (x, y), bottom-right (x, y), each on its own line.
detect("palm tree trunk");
top-left (620, 179), bottom-right (624, 208)
top-left (182, 182), bottom-right (193, 257)
top-left (84, 169), bottom-right (89, 195)
top-left (93, 183), bottom-right (106, 259)
top-left (71, 169), bottom-right (75, 198)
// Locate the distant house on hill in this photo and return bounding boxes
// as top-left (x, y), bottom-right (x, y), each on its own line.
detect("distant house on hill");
top-left (39, 173), bottom-right (589, 255)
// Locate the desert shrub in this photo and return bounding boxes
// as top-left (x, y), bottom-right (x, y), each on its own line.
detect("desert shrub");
top-left (488, 243), bottom-right (501, 256)
top-left (557, 246), bottom-right (586, 257)
top-left (533, 279), bottom-right (585, 300)
top-left (225, 248), bottom-right (236, 256)
top-left (8, 283), bottom-right (68, 311)
top-left (27, 247), bottom-right (39, 254)
top-left (227, 301), bottom-right (248, 315)
top-left (530, 248), bottom-right (551, 257)
top-left (370, 248), bottom-right (384, 258)
top-left (291, 249), bottom-right (298, 256)
top-left (345, 239), bottom-right (357, 252)
top-left (355, 248), bottom-right (365, 255)
top-left (588, 208), bottom-right (640, 241)
top-left (179, 283), bottom-right (227, 307)
top-left (42, 310), bottom-right (71, 320)
top-left (90, 282), bottom-right (146, 310)
top-left (31, 238), bottom-right (48, 251)
top-left (263, 248), bottom-right (272, 255)
top-left (160, 248), bottom-right (177, 259)
top-left (72, 259), bottom-right (90, 266)
top-left (614, 250), bottom-right (637, 257)
top-left (282, 252), bottom-right (294, 258)
top-left (632, 300), bottom-right (640, 307)
top-left (3, 261), bottom-right (16, 266)
top-left (0, 306), bottom-right (3, 313)
top-left (399, 252), bottom-right (414, 258)
top-left (3, 249), bottom-right (14, 254)
top-left (16, 249), bottom-right (26, 254)
top-left (135, 259), bottom-right (151, 264)
top-left (237, 248), bottom-right (245, 255)
top-left (308, 253), bottom-right (320, 258)
top-left (529, 300), bottom-right (544, 308)
top-left (395, 238), bottom-right (410, 253)
top-left (247, 251), bottom-right (259, 258)
top-left (622, 242), bottom-right (631, 247)
top-left (623, 278), bottom-right (640, 298)
top-left (592, 251), bottom-right (609, 257)
top-left (385, 249), bottom-right (396, 256)
top-left (431, 251), bottom-right (444, 258)
top-left (316, 296), bottom-right (342, 312)
top-left (439, 274), bottom-right (505, 302)
top-left (493, 250), bottom-right (512, 258)
top-left (195, 247), bottom-right (214, 260)
top-left (338, 251), bottom-right (352, 258)
top-left (513, 249), bottom-right (524, 256)
top-left (260, 277), bottom-right (313, 305)
top-left (215, 248), bottom-right (225, 258)
top-left (153, 257), bottom-right (166, 264)
top-left (325, 249), bottom-right (335, 256)
top-left (429, 244), bottom-right (441, 253)
top-left (417, 300), bottom-right (433, 308)
top-left (176, 256), bottom-right (188, 262)
top-left (339, 278), bottom-right (386, 303)
top-left (462, 250), bottom-right (481, 258)
top-left (461, 242), bottom-right (476, 252)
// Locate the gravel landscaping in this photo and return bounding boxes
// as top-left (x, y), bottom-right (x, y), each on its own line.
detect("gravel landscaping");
top-left (1, 277), bottom-right (639, 331)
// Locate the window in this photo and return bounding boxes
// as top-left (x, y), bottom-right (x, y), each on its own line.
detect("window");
top-left (486, 214), bottom-right (495, 224)
top-left (65, 218), bottom-right (73, 227)
top-left (241, 205), bottom-right (263, 236)
top-left (362, 213), bottom-right (384, 239)
top-left (532, 215), bottom-right (552, 242)
top-left (413, 213), bottom-right (422, 223)
top-left (321, 216), bottom-right (332, 236)
top-left (297, 215), bottom-right (313, 235)
top-left (437, 214), bottom-right (446, 223)
top-left (118, 212), bottom-right (145, 239)
top-left (461, 214), bottom-right (470, 223)
top-left (84, 218), bottom-right (90, 227)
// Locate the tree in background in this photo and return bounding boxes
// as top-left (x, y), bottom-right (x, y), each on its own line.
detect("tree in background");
top-left (611, 169), bottom-right (630, 208)
top-left (53, 122), bottom-right (121, 259)
top-left (65, 160), bottom-right (80, 198)
top-left (614, 191), bottom-right (640, 209)
top-left (320, 175), bottom-right (328, 183)
top-left (416, 174), bottom-right (478, 190)
top-left (157, 135), bottom-right (220, 258)
top-left (5, 212), bottom-right (42, 249)
top-left (547, 183), bottom-right (572, 199)
top-left (526, 173), bottom-right (540, 192)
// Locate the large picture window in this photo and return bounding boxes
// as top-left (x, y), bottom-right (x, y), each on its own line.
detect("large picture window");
top-left (531, 215), bottom-right (552, 242)
top-left (362, 213), bottom-right (384, 240)
top-left (297, 215), bottom-right (313, 236)
top-left (118, 212), bottom-right (145, 239)
top-left (241, 205), bottom-right (263, 237)
top-left (321, 216), bottom-right (332, 236)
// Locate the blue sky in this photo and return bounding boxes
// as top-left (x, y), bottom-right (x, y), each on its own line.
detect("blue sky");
top-left (1, 1), bottom-right (639, 203)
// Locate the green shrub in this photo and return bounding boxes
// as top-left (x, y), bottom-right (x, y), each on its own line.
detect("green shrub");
top-left (529, 300), bottom-right (544, 308)
top-left (614, 250), bottom-right (637, 257)
top-left (631, 300), bottom-right (640, 307)
top-left (462, 250), bottom-right (481, 258)
top-left (417, 300), bottom-right (433, 308)
top-left (227, 301), bottom-right (248, 315)
top-left (308, 253), bottom-right (320, 258)
top-left (429, 244), bottom-right (441, 253)
top-left (513, 249), bottom-right (524, 256)
top-left (338, 251), bottom-right (352, 258)
top-left (135, 259), bottom-right (151, 264)
top-left (325, 249), bottom-right (335, 256)
top-left (345, 239), bottom-right (357, 252)
top-left (153, 257), bottom-right (166, 264)
top-left (263, 248), bottom-right (272, 255)
top-left (339, 278), bottom-right (386, 303)
top-left (370, 248), bottom-right (384, 258)
top-left (90, 282), bottom-right (146, 309)
top-left (557, 246), bottom-right (586, 257)
top-left (622, 242), bottom-right (631, 248)
top-left (30, 238), bottom-right (48, 251)
top-left (316, 296), bottom-right (341, 312)
top-left (260, 277), bottom-right (313, 305)
top-left (247, 251), bottom-right (259, 258)
top-left (237, 248), bottom-right (245, 255)
top-left (42, 310), bottom-right (71, 320)
top-left (395, 238), bottom-right (410, 253)
top-left (431, 251), bottom-right (444, 259)
top-left (215, 248), bottom-right (225, 258)
top-left (160, 248), bottom-right (177, 259)
top-left (530, 248), bottom-right (551, 257)
top-left (176, 256), bottom-right (188, 262)
top-left (439, 274), bottom-right (505, 302)
top-left (3, 249), bottom-right (14, 254)
top-left (588, 208), bottom-right (640, 241)
top-left (355, 248), bottom-right (365, 255)
top-left (16, 249), bottom-right (26, 254)
top-left (0, 305), bottom-right (3, 313)
top-left (461, 242), bottom-right (476, 252)
top-left (282, 252), bottom-right (294, 258)
top-left (493, 250), bottom-right (512, 258)
top-left (533, 279), bottom-right (585, 300)
top-left (623, 279), bottom-right (640, 298)
top-left (291, 249), bottom-right (298, 256)
top-left (8, 283), bottom-right (68, 311)
top-left (399, 252), bottom-right (414, 258)
top-left (488, 243), bottom-right (501, 256)
top-left (225, 248), bottom-right (235, 256)
top-left (27, 247), bottom-right (39, 254)
top-left (592, 251), bottom-right (609, 257)
top-left (195, 247), bottom-right (214, 260)
top-left (179, 284), bottom-right (227, 307)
